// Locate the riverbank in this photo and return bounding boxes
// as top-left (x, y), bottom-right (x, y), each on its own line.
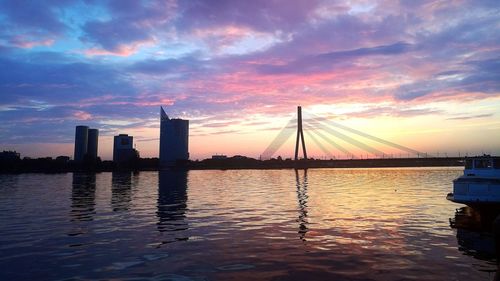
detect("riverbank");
top-left (0, 157), bottom-right (463, 173)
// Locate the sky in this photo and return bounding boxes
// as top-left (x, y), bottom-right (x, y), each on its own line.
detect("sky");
top-left (0, 0), bottom-right (499, 160)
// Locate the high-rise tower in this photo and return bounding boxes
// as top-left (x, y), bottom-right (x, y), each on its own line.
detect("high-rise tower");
top-left (74, 126), bottom-right (99, 162)
top-left (87, 129), bottom-right (99, 160)
top-left (159, 107), bottom-right (189, 168)
top-left (74, 126), bottom-right (89, 162)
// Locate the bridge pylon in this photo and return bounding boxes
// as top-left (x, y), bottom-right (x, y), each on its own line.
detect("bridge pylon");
top-left (294, 106), bottom-right (307, 160)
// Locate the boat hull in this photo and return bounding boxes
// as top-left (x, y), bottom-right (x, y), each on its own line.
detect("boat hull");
top-left (448, 177), bottom-right (500, 210)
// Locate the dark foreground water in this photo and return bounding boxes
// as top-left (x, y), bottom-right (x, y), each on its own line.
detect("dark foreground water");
top-left (0, 168), bottom-right (497, 280)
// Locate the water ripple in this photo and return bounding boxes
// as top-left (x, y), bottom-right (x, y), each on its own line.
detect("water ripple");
top-left (0, 168), bottom-right (495, 280)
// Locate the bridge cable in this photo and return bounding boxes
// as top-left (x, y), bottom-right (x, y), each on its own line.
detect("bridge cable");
top-left (261, 118), bottom-right (296, 159)
top-left (306, 119), bottom-right (384, 156)
top-left (305, 123), bottom-right (353, 157)
top-left (306, 112), bottom-right (426, 157)
top-left (304, 130), bottom-right (335, 159)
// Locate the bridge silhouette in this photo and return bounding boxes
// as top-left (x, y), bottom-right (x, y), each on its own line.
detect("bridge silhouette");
top-left (262, 106), bottom-right (427, 160)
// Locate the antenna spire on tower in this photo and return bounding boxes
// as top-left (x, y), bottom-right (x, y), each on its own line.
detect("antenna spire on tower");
top-left (160, 106), bottom-right (169, 121)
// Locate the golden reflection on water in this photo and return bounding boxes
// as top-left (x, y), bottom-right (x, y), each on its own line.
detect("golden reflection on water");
top-left (2, 167), bottom-right (498, 281)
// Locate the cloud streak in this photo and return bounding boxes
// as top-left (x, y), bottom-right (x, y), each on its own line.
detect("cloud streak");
top-left (256, 42), bottom-right (413, 75)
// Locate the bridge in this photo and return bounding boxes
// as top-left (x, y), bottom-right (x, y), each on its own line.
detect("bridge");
top-left (262, 106), bottom-right (428, 160)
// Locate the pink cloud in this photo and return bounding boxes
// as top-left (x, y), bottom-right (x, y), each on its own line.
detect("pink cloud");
top-left (83, 40), bottom-right (154, 57)
top-left (73, 110), bottom-right (92, 120)
top-left (64, 94), bottom-right (175, 109)
top-left (9, 36), bottom-right (55, 48)
top-left (133, 98), bottom-right (175, 107)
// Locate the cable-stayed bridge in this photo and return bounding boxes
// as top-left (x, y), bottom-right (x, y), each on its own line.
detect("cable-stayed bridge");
top-left (262, 106), bottom-right (428, 160)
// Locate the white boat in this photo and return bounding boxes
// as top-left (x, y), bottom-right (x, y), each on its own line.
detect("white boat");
top-left (447, 156), bottom-right (500, 209)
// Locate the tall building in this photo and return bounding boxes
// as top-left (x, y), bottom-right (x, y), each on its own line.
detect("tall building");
top-left (87, 129), bottom-right (99, 160)
top-left (159, 107), bottom-right (189, 168)
top-left (74, 126), bottom-right (89, 162)
top-left (113, 134), bottom-right (138, 164)
top-left (74, 126), bottom-right (99, 162)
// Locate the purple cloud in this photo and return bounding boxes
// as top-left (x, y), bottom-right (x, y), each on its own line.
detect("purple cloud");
top-left (256, 42), bottom-right (413, 75)
top-left (0, 56), bottom-right (136, 104)
top-left (129, 57), bottom-right (209, 75)
top-left (80, 0), bottom-right (176, 54)
top-left (0, 0), bottom-right (74, 49)
top-left (81, 20), bottom-right (152, 52)
top-left (177, 0), bottom-right (320, 33)
top-left (0, 0), bottom-right (69, 33)
top-left (395, 57), bottom-right (500, 101)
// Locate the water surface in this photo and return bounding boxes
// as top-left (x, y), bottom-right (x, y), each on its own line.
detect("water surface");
top-left (0, 168), bottom-right (497, 280)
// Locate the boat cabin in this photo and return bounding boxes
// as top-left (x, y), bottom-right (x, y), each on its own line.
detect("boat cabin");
top-left (463, 156), bottom-right (500, 178)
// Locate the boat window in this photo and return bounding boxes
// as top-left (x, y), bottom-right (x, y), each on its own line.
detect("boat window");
top-left (494, 159), bottom-right (500, 169)
top-left (465, 159), bottom-right (473, 169)
top-left (474, 159), bottom-right (492, 169)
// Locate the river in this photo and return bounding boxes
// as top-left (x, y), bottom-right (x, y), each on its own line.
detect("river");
top-left (0, 168), bottom-right (496, 280)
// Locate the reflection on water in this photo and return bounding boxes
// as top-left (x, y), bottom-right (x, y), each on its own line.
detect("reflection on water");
top-left (295, 169), bottom-right (308, 241)
top-left (71, 173), bottom-right (96, 221)
top-left (111, 172), bottom-right (132, 212)
top-left (157, 170), bottom-right (188, 239)
top-left (2, 168), bottom-right (499, 280)
top-left (450, 207), bottom-right (499, 277)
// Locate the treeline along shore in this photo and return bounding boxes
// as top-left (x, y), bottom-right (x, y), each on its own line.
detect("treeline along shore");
top-left (0, 154), bottom-right (464, 173)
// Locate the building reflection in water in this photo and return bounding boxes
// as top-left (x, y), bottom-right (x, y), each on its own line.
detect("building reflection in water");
top-left (295, 169), bottom-right (309, 241)
top-left (450, 207), bottom-right (499, 279)
top-left (71, 173), bottom-right (96, 222)
top-left (157, 170), bottom-right (189, 241)
top-left (111, 172), bottom-right (133, 212)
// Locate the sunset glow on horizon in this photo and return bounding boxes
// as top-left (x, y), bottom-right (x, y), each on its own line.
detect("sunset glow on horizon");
top-left (1, 1), bottom-right (499, 160)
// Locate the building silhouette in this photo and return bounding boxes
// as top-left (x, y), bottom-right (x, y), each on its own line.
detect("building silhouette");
top-left (113, 134), bottom-right (139, 165)
top-left (87, 129), bottom-right (99, 160)
top-left (0, 151), bottom-right (20, 162)
top-left (74, 126), bottom-right (99, 162)
top-left (74, 126), bottom-right (88, 162)
top-left (159, 107), bottom-right (189, 168)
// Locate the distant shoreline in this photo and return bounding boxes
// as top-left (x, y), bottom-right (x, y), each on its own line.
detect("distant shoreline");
top-left (188, 157), bottom-right (463, 170)
top-left (0, 157), bottom-right (464, 173)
